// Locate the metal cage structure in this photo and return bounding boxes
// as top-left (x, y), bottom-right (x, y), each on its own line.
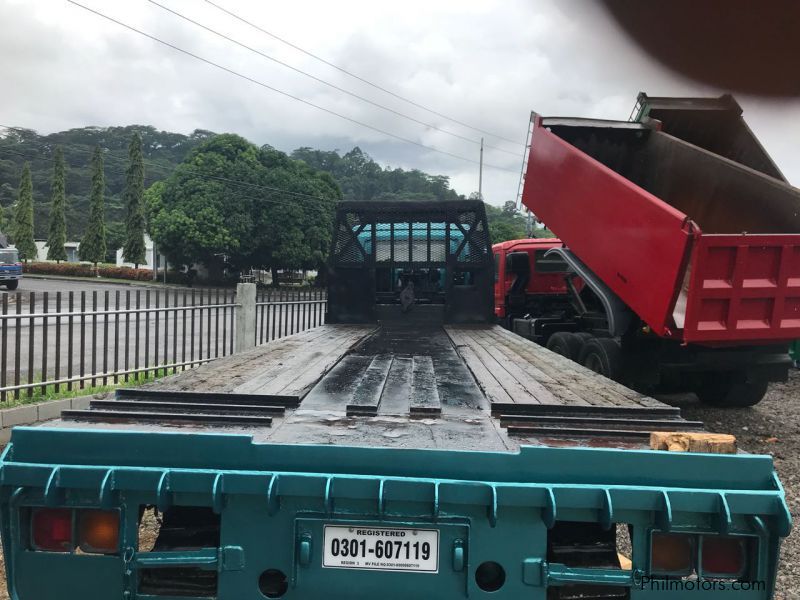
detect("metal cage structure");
top-left (326, 200), bottom-right (494, 324)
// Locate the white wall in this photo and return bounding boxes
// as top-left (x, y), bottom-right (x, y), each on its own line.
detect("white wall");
top-left (115, 234), bottom-right (161, 270)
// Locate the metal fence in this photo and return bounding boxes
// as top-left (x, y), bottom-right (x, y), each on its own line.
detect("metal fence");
top-left (255, 289), bottom-right (327, 345)
top-left (0, 286), bottom-right (327, 401)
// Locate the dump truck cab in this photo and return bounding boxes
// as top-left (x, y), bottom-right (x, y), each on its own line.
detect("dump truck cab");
top-left (0, 199), bottom-right (791, 600)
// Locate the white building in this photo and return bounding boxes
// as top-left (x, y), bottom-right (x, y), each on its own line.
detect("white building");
top-left (33, 240), bottom-right (80, 262)
top-left (115, 234), bottom-right (164, 270)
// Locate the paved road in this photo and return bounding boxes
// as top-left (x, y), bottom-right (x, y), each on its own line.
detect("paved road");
top-left (0, 279), bottom-right (230, 390)
top-left (0, 278), bottom-right (324, 393)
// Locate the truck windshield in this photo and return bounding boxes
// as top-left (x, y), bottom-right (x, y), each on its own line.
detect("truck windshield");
top-left (0, 250), bottom-right (19, 264)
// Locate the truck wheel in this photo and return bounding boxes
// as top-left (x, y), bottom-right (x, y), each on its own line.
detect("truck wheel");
top-left (4, 280), bottom-right (18, 291)
top-left (579, 338), bottom-right (621, 381)
top-left (696, 379), bottom-right (769, 407)
top-left (546, 332), bottom-right (583, 361)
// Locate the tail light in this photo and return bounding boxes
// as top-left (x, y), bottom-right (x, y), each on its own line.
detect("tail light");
top-left (650, 532), bottom-right (694, 576)
top-left (31, 508), bottom-right (73, 552)
top-left (702, 536), bottom-right (747, 577)
top-left (78, 510), bottom-right (120, 554)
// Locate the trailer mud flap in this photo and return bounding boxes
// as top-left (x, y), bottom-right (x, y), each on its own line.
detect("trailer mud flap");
top-left (0, 428), bottom-right (791, 599)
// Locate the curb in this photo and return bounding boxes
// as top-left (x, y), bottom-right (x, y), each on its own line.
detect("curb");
top-left (0, 392), bottom-right (111, 444)
top-left (22, 274), bottom-right (200, 289)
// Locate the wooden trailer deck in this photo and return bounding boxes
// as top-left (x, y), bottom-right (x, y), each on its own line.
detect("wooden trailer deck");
top-left (446, 325), bottom-right (665, 410)
top-left (55, 323), bottom-right (703, 451)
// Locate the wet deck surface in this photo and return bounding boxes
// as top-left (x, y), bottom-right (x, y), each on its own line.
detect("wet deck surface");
top-left (136, 324), bottom-right (376, 398)
top-left (52, 324), bottom-right (694, 452)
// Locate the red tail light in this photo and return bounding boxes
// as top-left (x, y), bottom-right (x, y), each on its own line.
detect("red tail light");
top-left (702, 536), bottom-right (747, 577)
top-left (650, 532), bottom-right (694, 575)
top-left (31, 508), bottom-right (73, 552)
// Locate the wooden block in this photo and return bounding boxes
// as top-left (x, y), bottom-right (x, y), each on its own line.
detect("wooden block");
top-left (650, 431), bottom-right (737, 454)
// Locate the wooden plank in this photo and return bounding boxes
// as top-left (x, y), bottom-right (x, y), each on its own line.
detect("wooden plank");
top-left (500, 414), bottom-right (704, 431)
top-left (461, 336), bottom-right (541, 404)
top-left (143, 325), bottom-right (372, 397)
top-left (300, 355), bottom-right (373, 411)
top-left (453, 344), bottom-right (513, 404)
top-left (452, 327), bottom-right (597, 405)
top-left (235, 328), bottom-right (350, 394)
top-left (378, 356), bottom-right (413, 415)
top-left (154, 326), bottom-right (332, 393)
top-left (466, 330), bottom-right (591, 407)
top-left (492, 326), bottom-right (663, 408)
top-left (467, 330), bottom-right (566, 405)
top-left (490, 402), bottom-right (679, 417)
top-left (347, 355), bottom-right (393, 416)
top-left (410, 355), bottom-right (441, 417)
top-left (650, 432), bottom-right (737, 454)
top-left (276, 328), bottom-right (376, 397)
top-left (487, 330), bottom-right (629, 407)
top-left (481, 327), bottom-right (644, 408)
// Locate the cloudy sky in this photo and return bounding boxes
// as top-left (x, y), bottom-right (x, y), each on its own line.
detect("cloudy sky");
top-left (1, 0), bottom-right (798, 203)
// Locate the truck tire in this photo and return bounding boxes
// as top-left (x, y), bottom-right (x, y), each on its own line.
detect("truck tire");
top-left (579, 338), bottom-right (622, 381)
top-left (546, 332), bottom-right (583, 361)
top-left (5, 280), bottom-right (18, 291)
top-left (696, 379), bottom-right (769, 407)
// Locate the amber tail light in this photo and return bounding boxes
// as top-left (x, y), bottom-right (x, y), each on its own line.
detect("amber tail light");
top-left (78, 510), bottom-right (120, 554)
top-left (650, 532), bottom-right (694, 576)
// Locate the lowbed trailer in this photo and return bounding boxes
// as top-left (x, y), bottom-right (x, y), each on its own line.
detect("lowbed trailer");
top-left (511, 93), bottom-right (800, 406)
top-left (0, 200), bottom-right (791, 599)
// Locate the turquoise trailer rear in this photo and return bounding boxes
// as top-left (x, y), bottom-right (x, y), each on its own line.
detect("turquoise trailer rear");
top-left (0, 200), bottom-right (790, 599)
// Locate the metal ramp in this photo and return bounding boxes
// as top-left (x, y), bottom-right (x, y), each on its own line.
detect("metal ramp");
top-left (60, 388), bottom-right (299, 427)
top-left (493, 403), bottom-right (704, 440)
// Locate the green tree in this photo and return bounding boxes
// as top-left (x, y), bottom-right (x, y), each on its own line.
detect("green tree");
top-left (484, 202), bottom-right (528, 243)
top-left (46, 147), bottom-right (68, 262)
top-left (79, 146), bottom-right (107, 265)
top-left (12, 163), bottom-right (37, 261)
top-left (123, 133), bottom-right (146, 267)
top-left (149, 134), bottom-right (340, 275)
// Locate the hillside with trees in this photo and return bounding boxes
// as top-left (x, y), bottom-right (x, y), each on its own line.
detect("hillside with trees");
top-left (0, 125), bottom-right (534, 271)
top-left (291, 147), bottom-right (462, 203)
top-left (0, 125), bottom-right (215, 260)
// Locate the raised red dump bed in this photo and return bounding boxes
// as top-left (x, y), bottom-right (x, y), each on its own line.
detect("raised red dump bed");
top-left (522, 95), bottom-right (800, 344)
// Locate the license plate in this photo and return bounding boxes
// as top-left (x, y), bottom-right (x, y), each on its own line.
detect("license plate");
top-left (322, 525), bottom-right (439, 573)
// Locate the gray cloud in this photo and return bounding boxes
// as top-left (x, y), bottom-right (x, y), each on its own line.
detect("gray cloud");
top-left (0, 0), bottom-right (797, 205)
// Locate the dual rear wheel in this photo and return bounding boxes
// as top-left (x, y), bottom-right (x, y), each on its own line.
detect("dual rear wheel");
top-left (544, 332), bottom-right (768, 407)
top-left (546, 332), bottom-right (621, 381)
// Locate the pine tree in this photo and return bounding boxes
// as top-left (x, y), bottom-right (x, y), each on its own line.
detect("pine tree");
top-left (79, 146), bottom-right (107, 266)
top-left (123, 132), bottom-right (146, 268)
top-left (12, 163), bottom-right (37, 262)
top-left (46, 147), bottom-right (68, 262)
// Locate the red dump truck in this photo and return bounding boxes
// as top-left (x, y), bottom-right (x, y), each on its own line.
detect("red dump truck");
top-left (501, 93), bottom-right (800, 406)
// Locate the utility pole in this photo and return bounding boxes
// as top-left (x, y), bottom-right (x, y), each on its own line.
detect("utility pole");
top-left (478, 137), bottom-right (484, 200)
top-left (152, 240), bottom-right (158, 281)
